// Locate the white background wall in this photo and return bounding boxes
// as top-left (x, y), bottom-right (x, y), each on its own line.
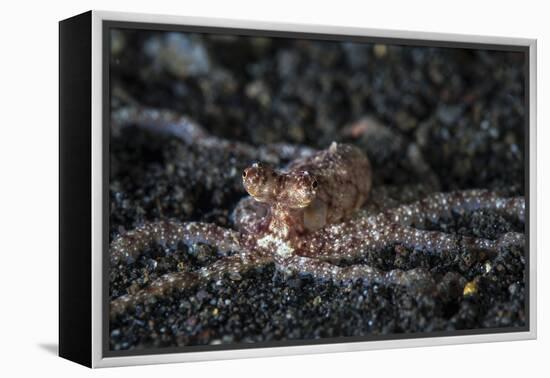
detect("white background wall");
top-left (0, 0), bottom-right (546, 376)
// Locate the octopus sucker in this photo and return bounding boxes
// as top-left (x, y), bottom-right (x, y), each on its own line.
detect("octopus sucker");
top-left (109, 125), bottom-right (525, 319)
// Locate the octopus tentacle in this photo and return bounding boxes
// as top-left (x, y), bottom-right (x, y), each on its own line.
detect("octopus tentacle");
top-left (298, 221), bottom-right (391, 261)
top-left (110, 270), bottom-right (199, 318)
top-left (381, 190), bottom-right (525, 227)
top-left (384, 226), bottom-right (523, 259)
top-left (375, 190), bottom-right (525, 259)
top-left (274, 254), bottom-right (436, 291)
top-left (110, 252), bottom-right (272, 318)
top-left (302, 221), bottom-right (523, 266)
top-left (298, 189), bottom-right (525, 263)
top-left (110, 220), bottom-right (242, 265)
top-left (198, 250), bottom-right (272, 282)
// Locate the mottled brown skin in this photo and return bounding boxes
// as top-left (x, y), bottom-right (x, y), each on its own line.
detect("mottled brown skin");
top-left (242, 142), bottom-right (372, 242)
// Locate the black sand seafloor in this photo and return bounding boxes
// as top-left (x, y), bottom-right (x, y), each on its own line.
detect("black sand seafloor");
top-left (108, 29), bottom-right (527, 351)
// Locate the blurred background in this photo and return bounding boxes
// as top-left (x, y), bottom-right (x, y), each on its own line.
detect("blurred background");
top-left (110, 29), bottom-right (525, 192)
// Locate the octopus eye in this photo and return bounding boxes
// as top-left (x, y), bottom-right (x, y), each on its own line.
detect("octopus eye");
top-left (242, 170), bottom-right (247, 178)
top-left (311, 180), bottom-right (318, 189)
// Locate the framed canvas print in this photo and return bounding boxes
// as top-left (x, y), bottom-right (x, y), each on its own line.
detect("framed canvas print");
top-left (59, 10), bottom-right (537, 368)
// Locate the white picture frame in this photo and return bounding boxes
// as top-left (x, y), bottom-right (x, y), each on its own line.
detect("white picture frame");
top-left (60, 9), bottom-right (537, 368)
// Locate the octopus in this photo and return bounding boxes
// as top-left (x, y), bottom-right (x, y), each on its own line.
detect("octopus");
top-left (109, 105), bottom-right (525, 319)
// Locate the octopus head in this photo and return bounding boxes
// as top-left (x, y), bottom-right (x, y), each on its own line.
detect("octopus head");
top-left (280, 171), bottom-right (318, 208)
top-left (243, 162), bottom-right (318, 209)
top-left (242, 162), bottom-right (279, 203)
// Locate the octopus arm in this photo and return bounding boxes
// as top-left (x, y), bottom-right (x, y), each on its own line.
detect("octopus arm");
top-left (302, 220), bottom-right (523, 263)
top-left (382, 189), bottom-right (525, 227)
top-left (110, 220), bottom-right (242, 265)
top-left (110, 252), bottom-right (272, 318)
top-left (274, 254), bottom-right (437, 290)
top-left (110, 270), bottom-right (199, 318)
top-left (385, 226), bottom-right (524, 259)
top-left (298, 221), bottom-right (393, 261)
top-left (297, 189), bottom-right (525, 264)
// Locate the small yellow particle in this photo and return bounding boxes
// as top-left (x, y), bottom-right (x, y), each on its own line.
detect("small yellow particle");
top-left (463, 281), bottom-right (478, 296)
top-left (313, 296), bottom-right (322, 306)
top-left (212, 308), bottom-right (219, 316)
